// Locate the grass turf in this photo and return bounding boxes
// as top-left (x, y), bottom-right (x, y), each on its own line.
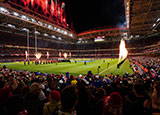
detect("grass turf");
top-left (0, 58), bottom-right (134, 77)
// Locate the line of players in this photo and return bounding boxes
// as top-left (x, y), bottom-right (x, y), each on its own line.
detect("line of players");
top-left (24, 59), bottom-right (58, 65)
top-left (24, 59), bottom-right (110, 67)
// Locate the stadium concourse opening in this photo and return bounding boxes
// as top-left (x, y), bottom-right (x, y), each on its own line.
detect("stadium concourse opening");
top-left (0, 0), bottom-right (160, 115)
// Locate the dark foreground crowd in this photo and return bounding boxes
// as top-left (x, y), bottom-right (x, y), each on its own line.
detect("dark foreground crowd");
top-left (0, 57), bottom-right (160, 115)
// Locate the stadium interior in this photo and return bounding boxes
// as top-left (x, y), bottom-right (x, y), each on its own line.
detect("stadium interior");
top-left (0, 0), bottom-right (160, 115)
top-left (0, 0), bottom-right (159, 62)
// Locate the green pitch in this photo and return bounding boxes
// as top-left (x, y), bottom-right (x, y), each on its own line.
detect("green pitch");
top-left (0, 58), bottom-right (134, 77)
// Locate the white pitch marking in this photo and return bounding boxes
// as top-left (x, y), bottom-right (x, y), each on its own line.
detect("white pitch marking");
top-left (99, 62), bottom-right (117, 75)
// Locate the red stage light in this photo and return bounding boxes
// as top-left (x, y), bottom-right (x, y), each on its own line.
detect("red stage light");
top-left (11, 0), bottom-right (67, 26)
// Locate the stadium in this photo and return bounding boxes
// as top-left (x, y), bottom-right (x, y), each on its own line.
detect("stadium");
top-left (0, 0), bottom-right (160, 115)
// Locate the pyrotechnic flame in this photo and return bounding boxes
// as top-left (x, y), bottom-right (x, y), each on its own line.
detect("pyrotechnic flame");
top-left (59, 52), bottom-right (61, 57)
top-left (69, 52), bottom-right (71, 57)
top-left (31, 0), bottom-right (34, 7)
top-left (119, 39), bottom-right (128, 61)
top-left (63, 53), bottom-right (67, 59)
top-left (25, 51), bottom-right (28, 60)
top-left (35, 52), bottom-right (42, 60)
top-left (47, 52), bottom-right (49, 59)
top-left (61, 2), bottom-right (65, 9)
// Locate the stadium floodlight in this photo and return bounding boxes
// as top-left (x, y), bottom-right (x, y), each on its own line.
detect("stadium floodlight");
top-left (51, 35), bottom-right (56, 38)
top-left (48, 25), bottom-right (53, 29)
top-left (54, 27), bottom-right (57, 30)
top-left (22, 28), bottom-right (29, 32)
top-left (21, 15), bottom-right (29, 21)
top-left (69, 33), bottom-right (73, 37)
top-left (44, 33), bottom-right (49, 36)
top-left (57, 28), bottom-right (61, 32)
top-left (31, 18), bottom-right (37, 23)
top-left (38, 21), bottom-right (43, 26)
top-left (0, 7), bottom-right (9, 14)
top-left (21, 15), bottom-right (26, 20)
top-left (7, 24), bottom-right (15, 29)
top-left (13, 12), bottom-right (19, 17)
top-left (64, 31), bottom-right (67, 35)
top-left (135, 35), bottom-right (140, 38)
top-left (61, 30), bottom-right (64, 33)
top-left (35, 31), bottom-right (40, 34)
top-left (57, 29), bottom-right (65, 34)
top-left (152, 23), bottom-right (156, 27)
top-left (156, 18), bottom-right (160, 22)
top-left (130, 35), bottom-right (133, 39)
top-left (58, 37), bottom-right (62, 40)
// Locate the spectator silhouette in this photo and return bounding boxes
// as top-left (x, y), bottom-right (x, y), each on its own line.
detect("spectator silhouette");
top-left (43, 90), bottom-right (61, 115)
top-left (103, 92), bottom-right (123, 115)
top-left (59, 85), bottom-right (78, 115)
top-left (24, 82), bottom-right (44, 115)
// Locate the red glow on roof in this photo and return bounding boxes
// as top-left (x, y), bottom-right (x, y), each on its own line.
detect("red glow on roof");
top-left (77, 27), bottom-right (127, 36)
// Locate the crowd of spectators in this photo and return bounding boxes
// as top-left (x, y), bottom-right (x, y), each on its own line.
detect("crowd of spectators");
top-left (0, 31), bottom-right (160, 61)
top-left (0, 57), bottom-right (160, 115)
top-left (143, 46), bottom-right (160, 54)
